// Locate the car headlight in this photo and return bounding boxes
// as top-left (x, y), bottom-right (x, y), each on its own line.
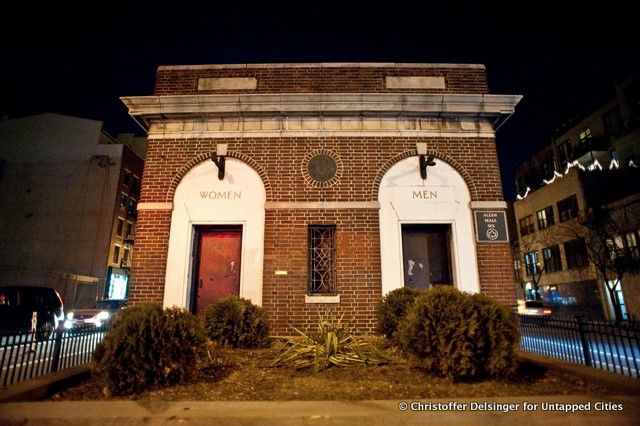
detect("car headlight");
top-left (96, 311), bottom-right (110, 321)
top-left (66, 312), bottom-right (74, 320)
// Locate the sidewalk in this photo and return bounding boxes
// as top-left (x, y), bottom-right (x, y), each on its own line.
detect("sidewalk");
top-left (1, 396), bottom-right (639, 425)
top-left (1, 352), bottom-right (638, 425)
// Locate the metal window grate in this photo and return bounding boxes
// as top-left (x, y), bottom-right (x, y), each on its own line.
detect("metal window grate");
top-left (308, 225), bottom-right (336, 294)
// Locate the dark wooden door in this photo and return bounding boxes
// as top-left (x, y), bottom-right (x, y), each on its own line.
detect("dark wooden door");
top-left (401, 224), bottom-right (452, 289)
top-left (194, 227), bottom-right (242, 314)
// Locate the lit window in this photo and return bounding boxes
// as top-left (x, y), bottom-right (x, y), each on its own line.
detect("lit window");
top-left (524, 251), bottom-right (539, 276)
top-left (606, 236), bottom-right (625, 260)
top-left (122, 248), bottom-right (130, 267)
top-left (579, 128), bottom-right (592, 144)
top-left (536, 206), bottom-right (555, 230)
top-left (308, 225), bottom-right (336, 294)
top-left (542, 245), bottom-right (562, 272)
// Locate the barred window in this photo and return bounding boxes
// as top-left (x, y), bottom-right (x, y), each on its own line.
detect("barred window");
top-left (308, 225), bottom-right (336, 294)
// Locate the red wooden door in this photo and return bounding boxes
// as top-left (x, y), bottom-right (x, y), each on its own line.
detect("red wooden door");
top-left (195, 227), bottom-right (242, 314)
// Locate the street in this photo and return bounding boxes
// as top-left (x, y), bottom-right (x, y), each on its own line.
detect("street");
top-left (1, 328), bottom-right (105, 387)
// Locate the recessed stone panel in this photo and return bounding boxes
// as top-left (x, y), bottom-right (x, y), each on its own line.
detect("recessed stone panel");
top-left (198, 77), bottom-right (257, 91)
top-left (385, 76), bottom-right (446, 89)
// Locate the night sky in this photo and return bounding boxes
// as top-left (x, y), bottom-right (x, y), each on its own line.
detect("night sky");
top-left (1, 1), bottom-right (638, 199)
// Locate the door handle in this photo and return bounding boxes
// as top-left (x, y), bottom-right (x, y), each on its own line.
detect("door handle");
top-left (199, 278), bottom-right (203, 288)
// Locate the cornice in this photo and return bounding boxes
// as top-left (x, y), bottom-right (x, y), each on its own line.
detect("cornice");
top-left (121, 93), bottom-right (522, 127)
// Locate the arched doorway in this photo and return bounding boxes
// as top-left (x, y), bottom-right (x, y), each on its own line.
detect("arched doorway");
top-left (378, 156), bottom-right (479, 295)
top-left (164, 158), bottom-right (266, 311)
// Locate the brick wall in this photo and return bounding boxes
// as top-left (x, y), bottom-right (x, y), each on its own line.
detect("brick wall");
top-left (139, 137), bottom-right (504, 204)
top-left (264, 209), bottom-right (381, 335)
top-left (154, 65), bottom-right (489, 96)
top-left (130, 209), bottom-right (171, 304)
top-left (131, 135), bottom-right (512, 333)
top-left (476, 243), bottom-right (517, 306)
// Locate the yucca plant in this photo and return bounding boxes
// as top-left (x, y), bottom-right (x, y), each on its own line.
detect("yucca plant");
top-left (272, 312), bottom-right (392, 373)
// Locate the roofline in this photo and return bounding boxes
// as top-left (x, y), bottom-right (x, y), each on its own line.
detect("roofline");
top-left (120, 93), bottom-right (522, 131)
top-left (157, 63), bottom-right (486, 71)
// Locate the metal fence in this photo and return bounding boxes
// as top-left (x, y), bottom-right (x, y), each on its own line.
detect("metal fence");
top-left (0, 325), bottom-right (106, 387)
top-left (519, 315), bottom-right (640, 378)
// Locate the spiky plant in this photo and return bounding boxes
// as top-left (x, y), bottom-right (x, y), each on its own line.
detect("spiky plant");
top-left (272, 312), bottom-right (392, 373)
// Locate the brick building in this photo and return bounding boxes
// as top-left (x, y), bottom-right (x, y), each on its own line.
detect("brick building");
top-left (0, 114), bottom-right (144, 308)
top-left (120, 63), bottom-right (522, 334)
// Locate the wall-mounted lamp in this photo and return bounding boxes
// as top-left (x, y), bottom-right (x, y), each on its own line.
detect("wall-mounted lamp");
top-left (211, 143), bottom-right (228, 180)
top-left (416, 143), bottom-right (435, 180)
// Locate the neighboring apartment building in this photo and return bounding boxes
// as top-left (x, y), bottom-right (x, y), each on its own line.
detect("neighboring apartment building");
top-left (0, 114), bottom-right (144, 308)
top-left (120, 62), bottom-right (522, 335)
top-left (513, 75), bottom-right (640, 321)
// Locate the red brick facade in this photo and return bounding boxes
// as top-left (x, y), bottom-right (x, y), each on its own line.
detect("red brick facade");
top-left (124, 63), bottom-right (520, 335)
top-left (154, 65), bottom-right (489, 96)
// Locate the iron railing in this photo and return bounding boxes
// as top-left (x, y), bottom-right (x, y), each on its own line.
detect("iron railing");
top-left (0, 325), bottom-right (106, 387)
top-left (519, 315), bottom-right (640, 378)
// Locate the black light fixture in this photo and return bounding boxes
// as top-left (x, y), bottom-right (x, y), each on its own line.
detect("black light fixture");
top-left (416, 142), bottom-right (436, 179)
top-left (211, 143), bottom-right (228, 180)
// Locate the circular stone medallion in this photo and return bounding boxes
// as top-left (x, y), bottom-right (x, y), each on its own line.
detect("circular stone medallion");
top-left (307, 154), bottom-right (337, 183)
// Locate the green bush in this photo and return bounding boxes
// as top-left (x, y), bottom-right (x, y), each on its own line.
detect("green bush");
top-left (93, 303), bottom-right (205, 395)
top-left (398, 286), bottom-right (519, 381)
top-left (376, 287), bottom-right (423, 340)
top-left (200, 296), bottom-right (270, 348)
top-left (469, 293), bottom-right (521, 376)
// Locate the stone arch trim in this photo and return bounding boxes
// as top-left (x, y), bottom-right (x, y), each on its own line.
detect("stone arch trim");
top-left (165, 151), bottom-right (272, 202)
top-left (371, 149), bottom-right (479, 201)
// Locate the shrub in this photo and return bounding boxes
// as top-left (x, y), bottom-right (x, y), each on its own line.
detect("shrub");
top-left (398, 286), bottom-right (519, 381)
top-left (93, 303), bottom-right (205, 395)
top-left (200, 296), bottom-right (270, 348)
top-left (272, 311), bottom-right (391, 373)
top-left (376, 287), bottom-right (423, 340)
top-left (469, 293), bottom-right (521, 377)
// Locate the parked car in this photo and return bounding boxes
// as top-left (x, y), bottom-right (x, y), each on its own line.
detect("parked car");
top-left (64, 299), bottom-right (128, 329)
top-left (518, 300), bottom-right (552, 316)
top-left (0, 286), bottom-right (64, 340)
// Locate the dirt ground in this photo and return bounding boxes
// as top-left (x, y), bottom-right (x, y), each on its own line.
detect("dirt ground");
top-left (49, 341), bottom-right (637, 402)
